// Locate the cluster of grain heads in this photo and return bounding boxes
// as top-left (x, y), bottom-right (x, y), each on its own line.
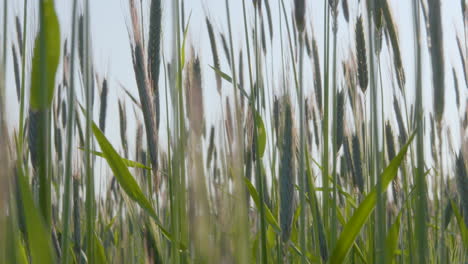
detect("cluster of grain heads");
top-left (279, 98), bottom-right (296, 243)
top-left (355, 16), bottom-right (368, 93)
top-left (128, 0), bottom-right (159, 185)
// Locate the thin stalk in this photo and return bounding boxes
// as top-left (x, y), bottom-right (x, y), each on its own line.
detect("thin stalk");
top-left (18, 0), bottom-right (28, 154)
top-left (60, 0), bottom-right (78, 262)
top-left (322, 0), bottom-right (330, 230)
top-left (330, 3), bottom-right (339, 249)
top-left (241, 0), bottom-right (254, 90)
top-left (279, 0), bottom-right (299, 92)
top-left (169, 1), bottom-right (180, 263)
top-left (298, 32), bottom-right (307, 264)
top-left (174, 0), bottom-right (187, 261)
top-left (412, 0), bottom-right (428, 263)
top-left (2, 0), bottom-right (6, 73)
top-left (277, 1), bottom-right (286, 260)
top-left (253, 8), bottom-right (268, 264)
top-left (84, 0), bottom-right (95, 260)
top-left (226, 1), bottom-right (249, 262)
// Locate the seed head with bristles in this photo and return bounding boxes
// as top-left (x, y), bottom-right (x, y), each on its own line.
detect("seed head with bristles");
top-left (128, 1), bottom-right (160, 182)
top-left (342, 0), bottom-right (349, 23)
top-left (336, 90), bottom-right (344, 150)
top-left (219, 33), bottom-right (231, 67)
top-left (393, 96), bottom-right (407, 145)
top-left (12, 46), bottom-right (21, 102)
top-left (185, 52), bottom-right (205, 137)
top-left (118, 100), bottom-right (128, 157)
top-left (383, 1), bottom-right (405, 90)
top-left (312, 38), bottom-right (323, 114)
top-left (452, 68), bottom-right (460, 109)
top-left (428, 0), bottom-right (445, 123)
top-left (148, 0), bottom-right (162, 130)
top-left (352, 134), bottom-right (364, 193)
top-left (238, 50), bottom-right (245, 110)
top-left (205, 17), bottom-right (222, 94)
top-left (294, 0), bottom-right (306, 33)
top-left (15, 16), bottom-right (23, 57)
top-left (206, 126), bottom-right (215, 168)
top-left (355, 16), bottom-right (368, 93)
top-left (279, 97), bottom-right (296, 243)
top-left (99, 78), bottom-right (108, 133)
top-left (456, 152), bottom-right (468, 227)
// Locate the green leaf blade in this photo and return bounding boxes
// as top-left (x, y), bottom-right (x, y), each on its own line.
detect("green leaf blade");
top-left (329, 133), bottom-right (415, 264)
top-left (30, 0), bottom-right (61, 110)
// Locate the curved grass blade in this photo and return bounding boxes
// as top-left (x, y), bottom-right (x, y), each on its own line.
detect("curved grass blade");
top-left (17, 168), bottom-right (55, 263)
top-left (79, 148), bottom-right (151, 170)
top-left (329, 132), bottom-right (415, 263)
top-left (91, 122), bottom-right (172, 241)
top-left (209, 65), bottom-right (249, 99)
top-left (244, 176), bottom-right (280, 232)
top-left (450, 199), bottom-right (468, 248)
top-left (94, 233), bottom-right (108, 264)
top-left (384, 210), bottom-right (402, 264)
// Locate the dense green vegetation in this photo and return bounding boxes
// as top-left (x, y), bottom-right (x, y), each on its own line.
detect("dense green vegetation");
top-left (0, 0), bottom-right (467, 263)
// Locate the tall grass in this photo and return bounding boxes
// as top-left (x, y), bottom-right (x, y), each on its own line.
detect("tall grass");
top-left (1, 0), bottom-right (467, 263)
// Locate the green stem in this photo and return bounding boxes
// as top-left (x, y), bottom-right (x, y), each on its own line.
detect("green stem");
top-left (412, 0), bottom-right (428, 262)
top-left (84, 0), bottom-right (95, 260)
top-left (298, 32), bottom-right (307, 264)
top-left (60, 0), bottom-right (78, 262)
top-left (323, 0), bottom-right (330, 231)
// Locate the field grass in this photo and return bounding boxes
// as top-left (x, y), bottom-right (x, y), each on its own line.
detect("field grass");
top-left (1, 0), bottom-right (468, 263)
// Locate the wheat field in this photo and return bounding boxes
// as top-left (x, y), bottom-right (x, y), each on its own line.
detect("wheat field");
top-left (0, 0), bottom-right (467, 263)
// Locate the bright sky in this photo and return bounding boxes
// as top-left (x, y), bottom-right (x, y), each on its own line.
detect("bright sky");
top-left (3, 1), bottom-right (467, 189)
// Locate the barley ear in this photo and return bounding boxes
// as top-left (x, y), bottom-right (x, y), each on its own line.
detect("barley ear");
top-left (352, 134), bottom-right (364, 193)
top-left (428, 0), bottom-right (445, 123)
top-left (99, 78), bottom-right (108, 133)
top-left (294, 0), bottom-right (306, 33)
top-left (355, 16), bottom-right (368, 93)
top-left (280, 98), bottom-right (296, 243)
top-left (206, 17), bottom-right (222, 94)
